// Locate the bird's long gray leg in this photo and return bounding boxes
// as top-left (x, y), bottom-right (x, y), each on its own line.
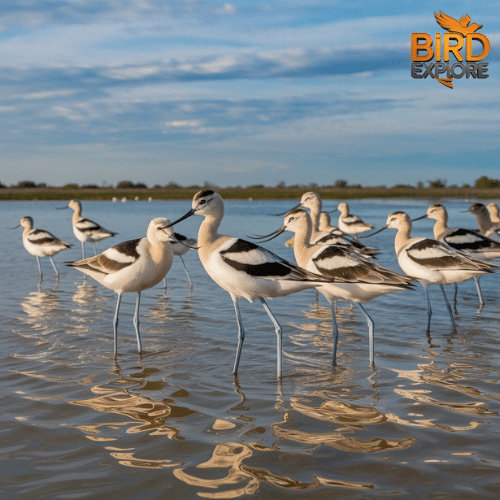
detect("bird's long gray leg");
top-left (356, 303), bottom-right (375, 366)
top-left (81, 241), bottom-right (86, 259)
top-left (35, 256), bottom-right (43, 279)
top-left (330, 303), bottom-right (339, 365)
top-left (49, 256), bottom-right (59, 277)
top-left (453, 283), bottom-right (458, 314)
top-left (113, 293), bottom-right (122, 356)
top-left (259, 298), bottom-right (283, 379)
top-left (474, 277), bottom-right (484, 306)
top-left (232, 299), bottom-right (245, 376)
top-left (92, 242), bottom-right (97, 256)
top-left (440, 285), bottom-right (457, 333)
top-left (422, 284), bottom-right (432, 333)
top-left (179, 255), bottom-right (193, 288)
top-left (133, 292), bottom-right (142, 353)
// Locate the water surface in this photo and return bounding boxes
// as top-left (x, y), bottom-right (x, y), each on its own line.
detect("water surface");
top-left (1, 198), bottom-right (500, 499)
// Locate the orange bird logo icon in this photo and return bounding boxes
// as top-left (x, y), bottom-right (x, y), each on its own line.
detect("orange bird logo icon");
top-left (434, 11), bottom-right (483, 36)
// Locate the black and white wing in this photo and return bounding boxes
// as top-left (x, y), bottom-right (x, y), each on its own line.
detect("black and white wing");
top-left (312, 245), bottom-right (412, 286)
top-left (219, 238), bottom-right (329, 283)
top-left (68, 238), bottom-right (142, 275)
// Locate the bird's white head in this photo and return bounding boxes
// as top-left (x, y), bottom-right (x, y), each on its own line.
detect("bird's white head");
top-left (337, 202), bottom-right (349, 214)
top-left (19, 216), bottom-right (34, 229)
top-left (385, 211), bottom-right (411, 230)
top-left (467, 203), bottom-right (488, 216)
top-left (150, 217), bottom-right (176, 242)
top-left (299, 191), bottom-right (321, 210)
top-left (68, 199), bottom-right (82, 212)
top-left (191, 189), bottom-right (224, 217)
top-left (283, 208), bottom-right (309, 234)
top-left (426, 204), bottom-right (446, 221)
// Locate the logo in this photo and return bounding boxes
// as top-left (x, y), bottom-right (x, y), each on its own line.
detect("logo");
top-left (411, 12), bottom-right (490, 88)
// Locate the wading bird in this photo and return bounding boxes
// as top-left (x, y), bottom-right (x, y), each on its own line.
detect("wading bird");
top-left (160, 190), bottom-right (357, 379)
top-left (467, 203), bottom-right (500, 242)
top-left (59, 199), bottom-right (117, 258)
top-left (14, 216), bottom-right (72, 280)
top-left (414, 204), bottom-right (500, 307)
top-left (66, 218), bottom-right (177, 356)
top-left (255, 208), bottom-right (414, 366)
top-left (365, 211), bottom-right (500, 333)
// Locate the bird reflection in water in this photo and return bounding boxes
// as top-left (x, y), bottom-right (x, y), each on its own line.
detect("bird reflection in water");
top-left (388, 359), bottom-right (498, 432)
top-left (173, 441), bottom-right (375, 497)
top-left (19, 282), bottom-right (62, 341)
top-left (71, 362), bottom-right (196, 440)
top-left (287, 300), bottom-right (366, 368)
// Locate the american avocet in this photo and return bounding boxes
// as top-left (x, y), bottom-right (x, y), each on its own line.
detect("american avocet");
top-left (283, 192), bottom-right (378, 256)
top-left (257, 208), bottom-right (414, 366)
top-left (66, 218), bottom-right (176, 355)
top-left (13, 216), bottom-right (72, 279)
top-left (171, 232), bottom-right (197, 287)
top-left (466, 203), bottom-right (500, 242)
top-left (487, 203), bottom-right (500, 223)
top-left (161, 190), bottom-right (350, 379)
top-left (162, 232), bottom-right (197, 290)
top-left (317, 211), bottom-right (379, 258)
top-left (414, 204), bottom-right (500, 306)
top-left (59, 199), bottom-right (117, 258)
top-left (366, 211), bottom-right (500, 333)
top-left (336, 202), bottom-right (374, 240)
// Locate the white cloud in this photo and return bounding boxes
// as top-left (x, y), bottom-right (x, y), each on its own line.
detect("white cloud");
top-left (214, 3), bottom-right (236, 15)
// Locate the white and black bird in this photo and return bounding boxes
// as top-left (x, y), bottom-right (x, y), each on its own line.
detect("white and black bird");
top-left (66, 218), bottom-right (177, 356)
top-left (466, 203), bottom-right (500, 242)
top-left (414, 203), bottom-right (500, 306)
top-left (256, 208), bottom-right (414, 366)
top-left (169, 232), bottom-right (197, 288)
top-left (14, 216), bottom-right (72, 280)
top-left (336, 202), bottom-right (374, 240)
top-left (282, 192), bottom-right (379, 257)
top-left (366, 211), bottom-right (500, 333)
top-left (160, 190), bottom-right (356, 379)
top-left (59, 199), bottom-right (117, 258)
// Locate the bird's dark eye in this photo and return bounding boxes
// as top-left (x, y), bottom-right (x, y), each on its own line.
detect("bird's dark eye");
top-left (199, 199), bottom-right (206, 205)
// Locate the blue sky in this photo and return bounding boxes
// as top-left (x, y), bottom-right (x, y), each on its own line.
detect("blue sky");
top-left (1, 1), bottom-right (498, 188)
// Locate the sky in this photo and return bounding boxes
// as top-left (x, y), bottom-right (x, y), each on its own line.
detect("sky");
top-left (0, 0), bottom-right (499, 188)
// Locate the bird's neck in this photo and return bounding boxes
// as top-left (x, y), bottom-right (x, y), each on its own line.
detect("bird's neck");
top-left (394, 225), bottom-right (412, 256)
top-left (197, 213), bottom-right (223, 261)
top-left (474, 213), bottom-right (493, 234)
top-left (149, 239), bottom-right (173, 266)
top-left (432, 217), bottom-right (448, 240)
top-left (291, 222), bottom-right (314, 268)
top-left (309, 203), bottom-right (321, 234)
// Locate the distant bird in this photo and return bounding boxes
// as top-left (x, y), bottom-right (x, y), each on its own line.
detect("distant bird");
top-left (162, 232), bottom-right (197, 290)
top-left (317, 211), bottom-right (379, 258)
top-left (367, 212), bottom-right (500, 333)
top-left (414, 204), bottom-right (500, 307)
top-left (14, 216), bottom-right (72, 279)
top-left (282, 192), bottom-right (379, 257)
top-left (434, 12), bottom-right (483, 36)
top-left (466, 203), bottom-right (500, 242)
top-left (487, 203), bottom-right (500, 223)
top-left (66, 218), bottom-right (176, 356)
top-left (337, 202), bottom-right (374, 240)
top-left (160, 190), bottom-right (351, 379)
top-left (59, 199), bottom-right (117, 258)
top-left (257, 208), bottom-right (414, 366)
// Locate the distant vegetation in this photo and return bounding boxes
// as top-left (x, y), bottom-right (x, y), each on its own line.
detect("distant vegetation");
top-left (0, 176), bottom-right (499, 200)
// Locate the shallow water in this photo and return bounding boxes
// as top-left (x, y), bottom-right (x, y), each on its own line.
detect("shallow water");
top-left (1, 197), bottom-right (500, 499)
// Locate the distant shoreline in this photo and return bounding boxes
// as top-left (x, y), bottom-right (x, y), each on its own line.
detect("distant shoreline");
top-left (1, 186), bottom-right (499, 201)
